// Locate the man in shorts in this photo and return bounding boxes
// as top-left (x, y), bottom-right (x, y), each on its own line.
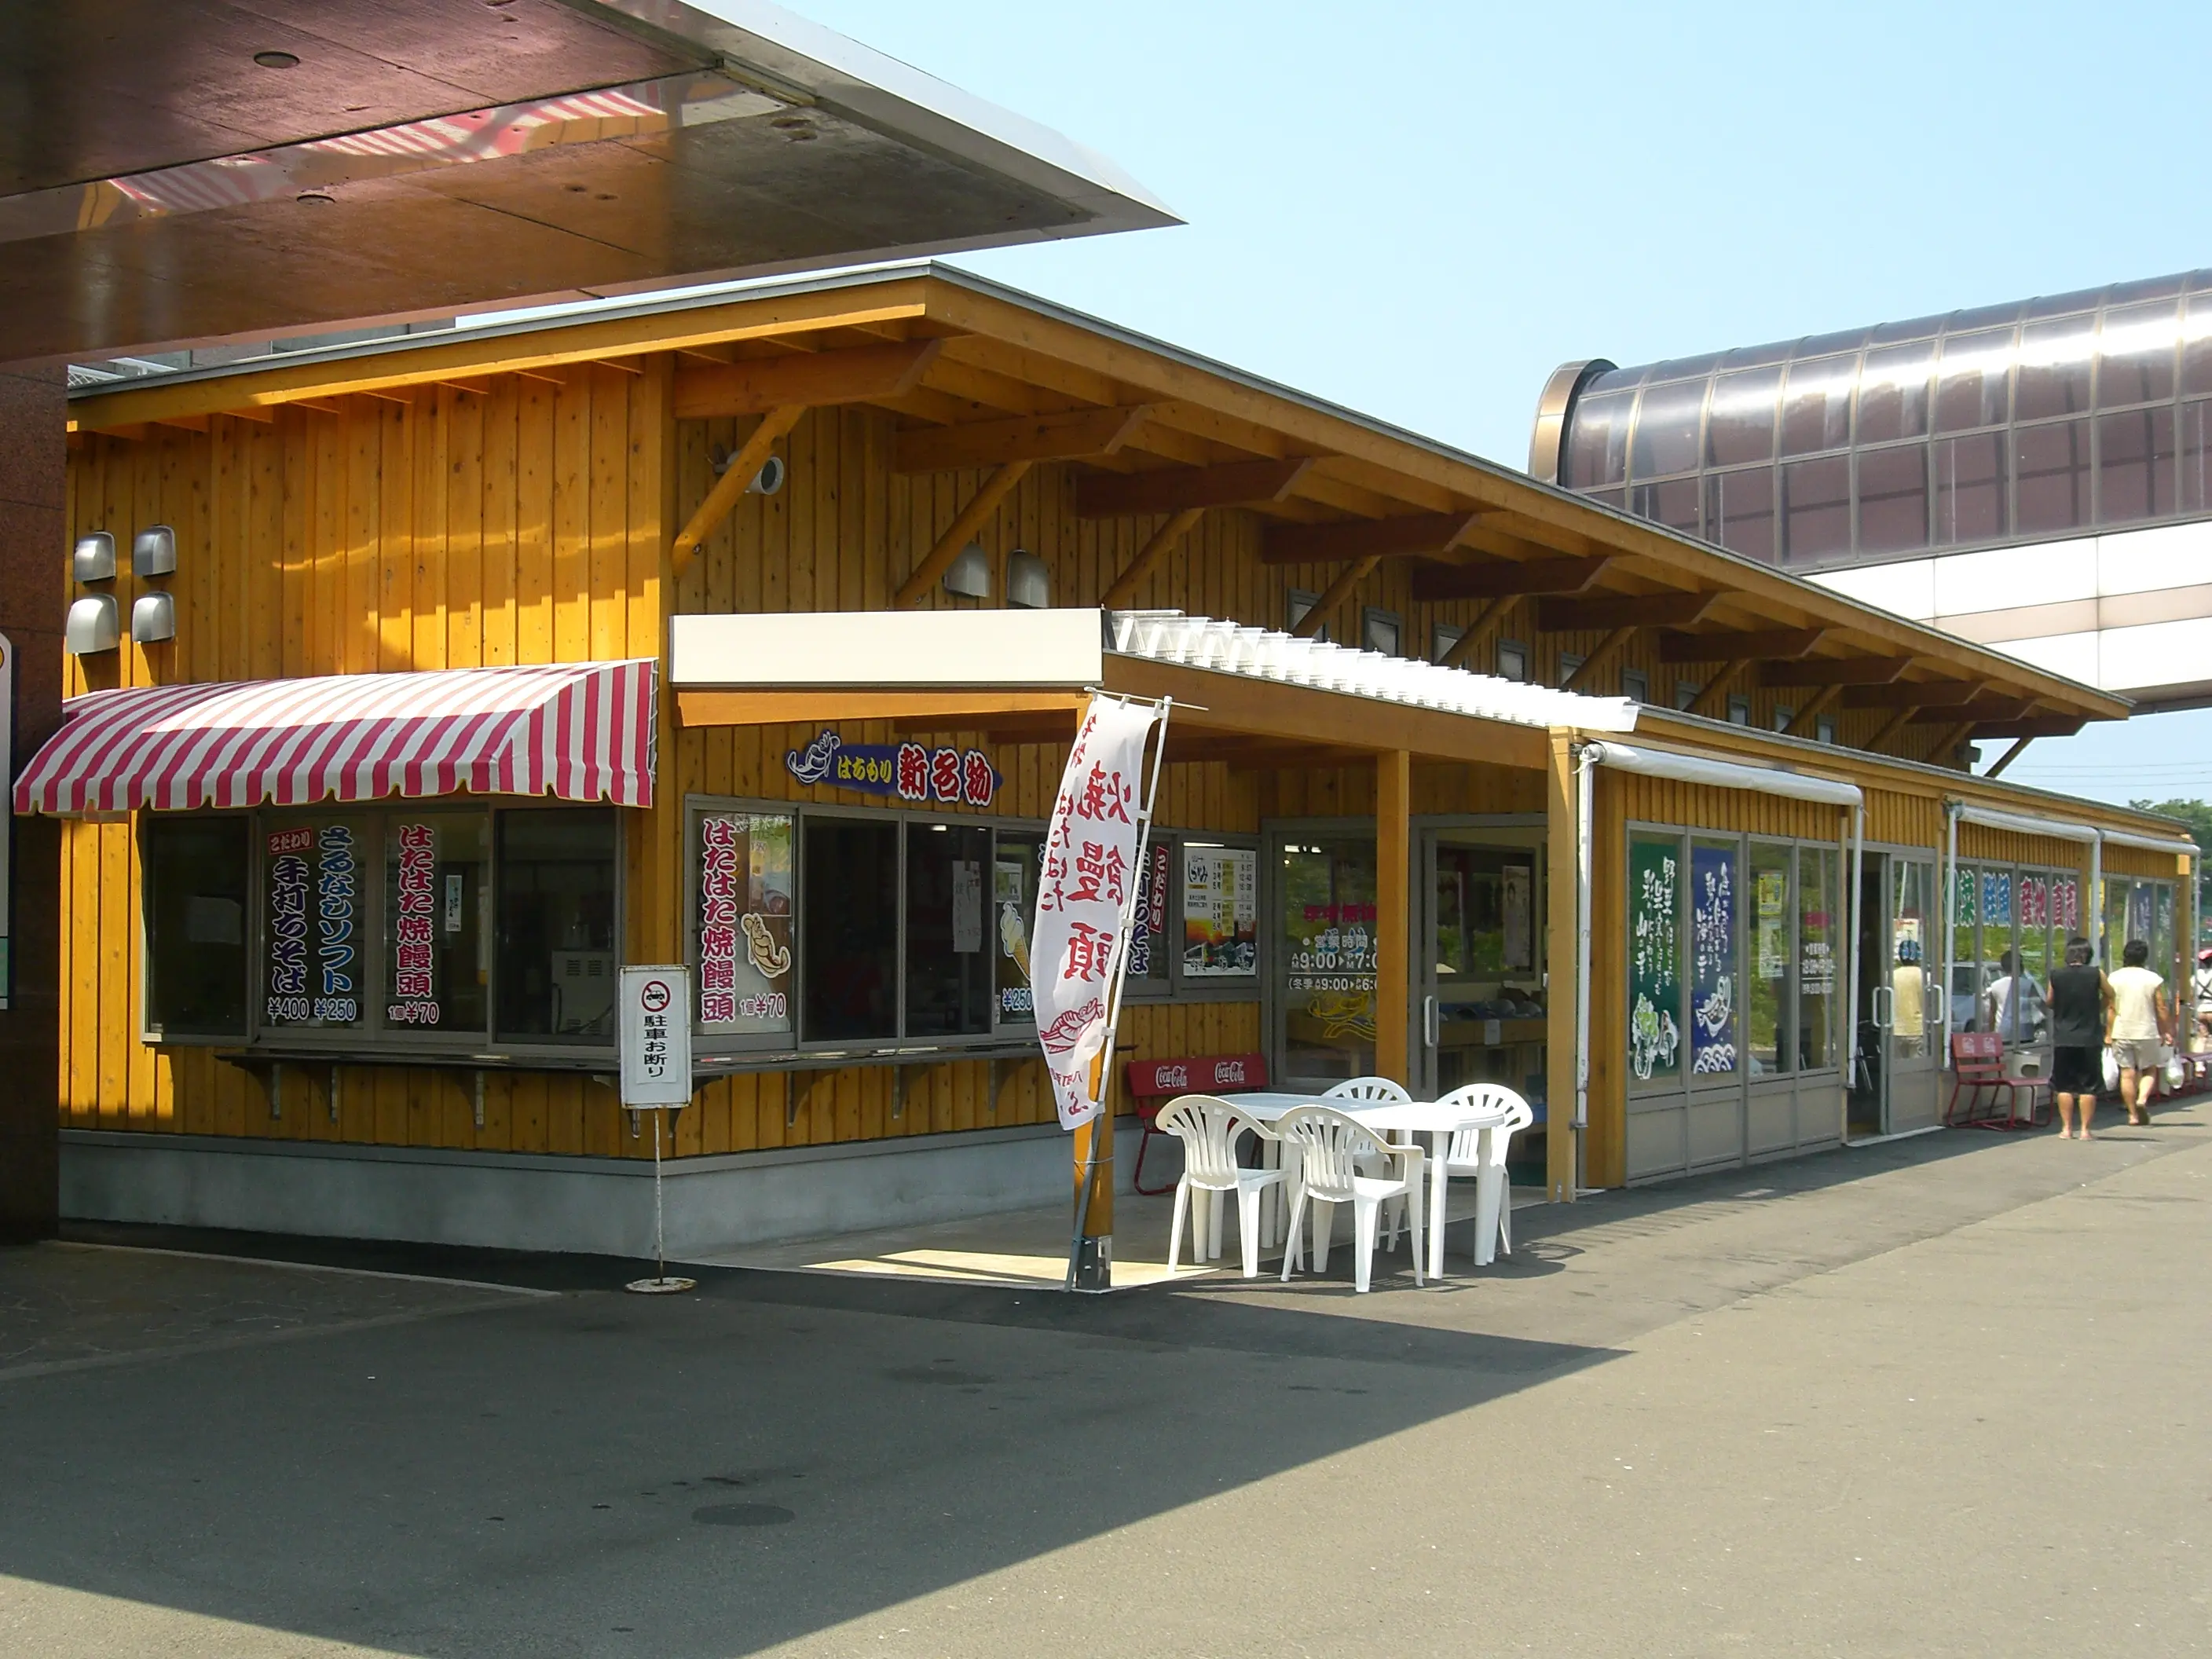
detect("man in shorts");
top-left (2107, 938), bottom-right (2172, 1127)
top-left (2045, 936), bottom-right (2111, 1139)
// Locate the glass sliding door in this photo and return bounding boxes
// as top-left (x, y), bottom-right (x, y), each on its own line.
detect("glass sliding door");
top-left (1886, 856), bottom-right (1940, 1132)
top-left (1274, 833), bottom-right (1379, 1090)
top-left (1415, 832), bottom-right (1544, 1105)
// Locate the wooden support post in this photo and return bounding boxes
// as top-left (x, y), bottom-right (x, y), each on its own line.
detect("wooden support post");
top-left (1559, 624), bottom-right (1636, 693)
top-left (1100, 507), bottom-right (1203, 609)
top-left (1438, 595), bottom-right (1514, 670)
top-left (1926, 720), bottom-right (1978, 767)
top-left (669, 404), bottom-right (803, 573)
top-left (1985, 736), bottom-right (2034, 778)
top-left (1784, 683), bottom-right (1841, 737)
top-left (1865, 705), bottom-right (1917, 751)
top-left (894, 460), bottom-right (1034, 607)
top-left (1293, 555), bottom-right (1382, 641)
top-left (1376, 749), bottom-right (1412, 1085)
top-left (1689, 660), bottom-right (1750, 720)
top-left (1544, 731), bottom-right (1580, 1203)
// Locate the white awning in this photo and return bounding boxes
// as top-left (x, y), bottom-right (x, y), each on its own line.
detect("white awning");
top-left (1952, 801), bottom-right (2192, 858)
top-left (1580, 740), bottom-right (1862, 808)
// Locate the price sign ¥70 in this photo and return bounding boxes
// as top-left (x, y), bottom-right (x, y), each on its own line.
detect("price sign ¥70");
top-left (619, 965), bottom-right (694, 1108)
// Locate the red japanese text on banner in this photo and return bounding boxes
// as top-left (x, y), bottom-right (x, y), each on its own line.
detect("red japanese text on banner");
top-left (1030, 696), bottom-right (1158, 1130)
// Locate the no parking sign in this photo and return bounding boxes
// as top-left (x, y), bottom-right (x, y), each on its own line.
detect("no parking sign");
top-left (620, 965), bottom-right (693, 1107)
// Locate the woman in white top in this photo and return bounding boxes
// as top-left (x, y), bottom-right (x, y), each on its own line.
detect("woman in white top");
top-left (2192, 947), bottom-right (2212, 1044)
top-left (2107, 939), bottom-right (2172, 1126)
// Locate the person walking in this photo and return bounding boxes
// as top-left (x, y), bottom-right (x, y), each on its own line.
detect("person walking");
top-left (2107, 938), bottom-right (2172, 1127)
top-left (1983, 950), bottom-right (2021, 1042)
top-left (2191, 947), bottom-right (2212, 1047)
top-left (2046, 936), bottom-right (2111, 1140)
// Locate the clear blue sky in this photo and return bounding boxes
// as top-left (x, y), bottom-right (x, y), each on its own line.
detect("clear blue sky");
top-left (795, 0), bottom-right (2212, 806)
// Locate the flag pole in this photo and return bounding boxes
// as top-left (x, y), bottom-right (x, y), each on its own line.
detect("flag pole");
top-left (1065, 694), bottom-right (1173, 1292)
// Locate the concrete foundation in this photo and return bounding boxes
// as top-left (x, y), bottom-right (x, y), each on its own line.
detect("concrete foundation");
top-left (60, 1119), bottom-right (1148, 1258)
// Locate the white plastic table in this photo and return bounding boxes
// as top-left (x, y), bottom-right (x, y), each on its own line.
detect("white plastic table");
top-left (1221, 1092), bottom-right (1516, 1280)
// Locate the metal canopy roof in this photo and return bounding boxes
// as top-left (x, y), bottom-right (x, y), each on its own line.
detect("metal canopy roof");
top-left (0, 0), bottom-right (1176, 366)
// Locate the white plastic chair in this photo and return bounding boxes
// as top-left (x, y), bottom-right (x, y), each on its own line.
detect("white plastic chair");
top-left (1434, 1082), bottom-right (1533, 1262)
top-left (1324, 1076), bottom-right (1413, 1246)
top-left (1156, 1095), bottom-right (1288, 1279)
top-left (1274, 1106), bottom-right (1423, 1293)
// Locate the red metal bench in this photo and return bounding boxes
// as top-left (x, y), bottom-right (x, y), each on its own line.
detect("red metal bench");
top-left (1945, 1031), bottom-right (2049, 1130)
top-left (1126, 1053), bottom-right (1269, 1195)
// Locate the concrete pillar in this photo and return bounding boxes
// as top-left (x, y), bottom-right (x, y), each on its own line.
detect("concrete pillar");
top-left (0, 365), bottom-right (63, 1241)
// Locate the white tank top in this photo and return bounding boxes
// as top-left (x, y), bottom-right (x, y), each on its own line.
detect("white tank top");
top-left (2108, 966), bottom-right (2163, 1041)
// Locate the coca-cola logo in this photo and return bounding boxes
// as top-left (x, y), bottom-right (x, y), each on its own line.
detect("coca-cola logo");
top-left (1160, 1064), bottom-right (1189, 1090)
top-left (1214, 1060), bottom-right (1247, 1086)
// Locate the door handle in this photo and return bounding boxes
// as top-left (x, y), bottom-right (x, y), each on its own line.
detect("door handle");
top-left (1423, 994), bottom-right (1440, 1049)
top-left (1872, 984), bottom-right (1894, 1027)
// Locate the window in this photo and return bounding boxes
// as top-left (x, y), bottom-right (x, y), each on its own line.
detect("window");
top-left (2015, 418), bottom-right (2092, 536)
top-left (694, 811), bottom-right (795, 1038)
top-left (1748, 842), bottom-right (1793, 1075)
top-left (1705, 367), bottom-right (1782, 467)
top-left (992, 833), bottom-right (1042, 1025)
top-left (1727, 695), bottom-right (1752, 726)
top-left (1797, 847), bottom-right (1838, 1069)
top-left (262, 815), bottom-right (371, 1032)
top-left (1630, 377), bottom-right (1706, 478)
top-left (1705, 467), bottom-right (1775, 563)
top-left (1780, 354), bottom-right (1855, 456)
top-left (1780, 455), bottom-right (1850, 563)
top-left (2097, 405), bottom-right (2176, 524)
top-left (1674, 679), bottom-right (1700, 711)
top-left (1496, 640), bottom-right (1529, 682)
top-left (1361, 608), bottom-right (1402, 657)
top-left (1689, 839), bottom-right (1739, 1081)
top-left (905, 822), bottom-right (992, 1038)
top-left (1934, 431), bottom-right (2007, 544)
top-left (1621, 668), bottom-right (1650, 705)
top-left (1933, 329), bottom-right (2014, 433)
top-left (1856, 341), bottom-right (1933, 443)
top-left (1815, 715), bottom-right (1837, 745)
top-left (142, 816), bottom-right (249, 1038)
top-left (1772, 706), bottom-right (1794, 733)
top-left (800, 817), bottom-right (899, 1042)
top-left (495, 809), bottom-right (618, 1042)
top-left (1280, 837), bottom-right (1379, 1086)
top-left (1856, 443), bottom-right (1929, 554)
top-left (385, 813), bottom-right (489, 1034)
top-left (1431, 622), bottom-right (1464, 665)
top-left (1287, 588), bottom-right (1327, 641)
top-left (1557, 653), bottom-right (1585, 688)
top-left (1628, 833), bottom-right (1684, 1086)
top-left (1629, 477), bottom-right (1701, 537)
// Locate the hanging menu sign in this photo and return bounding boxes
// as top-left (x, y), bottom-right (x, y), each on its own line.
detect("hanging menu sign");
top-left (266, 827), bottom-right (313, 1024)
top-left (1628, 837), bottom-right (1682, 1082)
top-left (695, 812), bottom-right (793, 1035)
top-left (1126, 841), bottom-right (1170, 980)
top-left (1182, 845), bottom-right (1257, 978)
top-left (313, 825), bottom-right (359, 1024)
top-left (1690, 843), bottom-right (1737, 1076)
top-left (389, 823), bottom-right (439, 1026)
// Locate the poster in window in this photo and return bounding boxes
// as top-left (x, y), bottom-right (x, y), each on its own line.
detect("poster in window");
top-left (696, 812), bottom-right (794, 1035)
top-left (952, 859), bottom-right (983, 954)
top-left (1690, 843), bottom-right (1738, 1075)
top-left (2050, 874), bottom-right (2079, 935)
top-left (265, 822), bottom-right (361, 1027)
top-left (389, 823), bottom-right (441, 1025)
top-left (994, 840), bottom-right (1038, 1020)
top-left (1980, 870), bottom-right (2012, 928)
top-left (1126, 840), bottom-right (1171, 981)
top-left (1627, 837), bottom-right (1682, 1082)
top-left (1502, 863), bottom-right (1532, 971)
top-left (1182, 845), bottom-right (1257, 978)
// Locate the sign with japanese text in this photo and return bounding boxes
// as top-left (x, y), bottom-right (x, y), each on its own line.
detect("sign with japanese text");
top-left (1628, 837), bottom-right (1682, 1082)
top-left (621, 965), bottom-right (694, 1107)
top-left (2050, 875), bottom-right (2080, 935)
top-left (314, 825), bottom-right (360, 1023)
top-left (694, 811), bottom-right (793, 1035)
top-left (1126, 840), bottom-right (1170, 980)
top-left (1182, 845), bottom-right (1257, 977)
top-left (1030, 697), bottom-right (1159, 1130)
top-left (266, 827), bottom-right (313, 1023)
top-left (785, 729), bottom-right (1000, 807)
top-left (1689, 843), bottom-right (1737, 1076)
top-left (389, 823), bottom-right (440, 1026)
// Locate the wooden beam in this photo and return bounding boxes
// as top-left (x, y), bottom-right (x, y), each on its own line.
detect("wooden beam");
top-left (670, 405), bottom-right (804, 574)
top-left (1839, 679), bottom-right (1984, 709)
top-left (1074, 456), bottom-right (1314, 518)
top-left (1262, 511), bottom-right (1485, 567)
top-left (1864, 706), bottom-right (1918, 750)
top-left (1377, 749), bottom-right (1412, 1086)
top-left (1536, 590), bottom-right (1716, 633)
top-left (1984, 736), bottom-right (2035, 778)
top-left (1925, 720), bottom-right (1979, 765)
top-left (1972, 716), bottom-right (2088, 741)
top-left (1759, 657), bottom-right (1914, 687)
top-left (1909, 696), bottom-right (2034, 723)
top-left (892, 460), bottom-right (1034, 607)
top-left (1689, 661), bottom-right (1751, 720)
top-left (1099, 507), bottom-right (1204, 610)
top-left (892, 405), bottom-right (1148, 473)
top-left (1437, 595), bottom-right (1514, 671)
top-left (1783, 683), bottom-right (1842, 736)
top-left (1291, 556), bottom-right (1382, 639)
top-left (679, 689), bottom-right (1088, 727)
top-left (1409, 554), bottom-right (1611, 602)
top-left (1560, 626), bottom-right (1637, 693)
top-left (222, 405), bottom-right (275, 424)
top-left (674, 339), bottom-right (943, 419)
top-left (1657, 626), bottom-right (1828, 663)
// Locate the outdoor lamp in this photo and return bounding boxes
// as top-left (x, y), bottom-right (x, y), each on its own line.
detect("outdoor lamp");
top-left (133, 524), bottom-right (178, 576)
top-left (1005, 548), bottom-right (1050, 609)
top-left (65, 594), bottom-right (120, 654)
top-left (131, 591), bottom-right (177, 644)
top-left (943, 541), bottom-right (991, 599)
top-left (72, 531), bottom-right (116, 584)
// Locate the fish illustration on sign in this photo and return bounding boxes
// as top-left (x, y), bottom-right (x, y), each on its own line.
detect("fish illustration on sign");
top-left (786, 730), bottom-right (840, 785)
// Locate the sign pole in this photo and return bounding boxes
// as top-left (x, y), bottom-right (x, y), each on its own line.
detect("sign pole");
top-left (619, 965), bottom-right (696, 1295)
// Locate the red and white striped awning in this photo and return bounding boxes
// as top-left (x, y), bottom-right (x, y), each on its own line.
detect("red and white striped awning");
top-left (14, 661), bottom-right (656, 815)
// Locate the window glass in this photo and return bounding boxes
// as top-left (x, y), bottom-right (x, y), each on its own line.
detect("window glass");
top-left (1932, 329), bottom-right (2014, 433)
top-left (2016, 873), bottom-right (2051, 1046)
top-left (1934, 431), bottom-right (2008, 544)
top-left (795, 818), bottom-right (897, 1042)
top-left (993, 832), bottom-right (1042, 1024)
top-left (1780, 455), bottom-right (1851, 563)
top-left (1704, 467), bottom-right (1775, 562)
top-left (1362, 610), bottom-right (1401, 657)
top-left (1979, 869), bottom-right (2021, 1041)
top-left (1629, 378), bottom-right (1706, 479)
top-left (905, 822), bottom-right (992, 1038)
top-left (1621, 668), bottom-right (1650, 704)
top-left (1890, 860), bottom-right (1931, 1064)
top-left (1628, 834), bottom-right (1684, 1085)
top-left (1689, 840), bottom-right (1738, 1079)
top-left (2015, 419), bottom-right (2092, 536)
top-left (1857, 342), bottom-right (1933, 442)
top-left (1705, 366), bottom-right (1782, 466)
top-left (1629, 476), bottom-right (1701, 537)
top-left (1182, 844), bottom-right (1258, 978)
top-left (1431, 623), bottom-right (1464, 665)
top-left (496, 809), bottom-right (618, 1042)
top-left (1564, 388), bottom-right (1634, 489)
top-left (1779, 354), bottom-right (1855, 456)
top-left (1797, 847), bottom-right (1839, 1069)
top-left (2097, 406), bottom-right (2176, 525)
top-left (2154, 881), bottom-right (2177, 985)
top-left (694, 810), bottom-right (794, 1038)
top-left (2013, 313), bottom-right (2096, 419)
top-left (1950, 862), bottom-right (1982, 1033)
top-left (2181, 292), bottom-right (2212, 398)
top-left (1496, 642), bottom-right (1529, 682)
top-left (1126, 839), bottom-right (1172, 987)
top-left (2184, 401), bottom-right (2212, 517)
top-left (144, 816), bottom-right (248, 1038)
top-left (2097, 301), bottom-right (2179, 406)
top-left (1748, 842), bottom-right (1791, 1077)
top-left (384, 815), bottom-right (489, 1033)
top-left (1280, 837), bottom-right (1379, 1087)
top-left (1856, 443), bottom-right (1930, 555)
top-left (264, 816), bottom-right (371, 1031)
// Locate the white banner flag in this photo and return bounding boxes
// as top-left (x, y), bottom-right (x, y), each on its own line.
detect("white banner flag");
top-left (1031, 695), bottom-right (1160, 1130)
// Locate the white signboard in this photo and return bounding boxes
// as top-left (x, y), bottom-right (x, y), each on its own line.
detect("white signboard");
top-left (619, 965), bottom-right (693, 1107)
top-left (1030, 696), bottom-right (1159, 1130)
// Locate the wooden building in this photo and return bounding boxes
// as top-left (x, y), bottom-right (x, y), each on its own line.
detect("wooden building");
top-left (31, 265), bottom-right (2195, 1256)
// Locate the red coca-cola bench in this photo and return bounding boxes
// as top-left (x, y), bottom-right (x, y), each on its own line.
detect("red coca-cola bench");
top-left (1126, 1053), bottom-right (1269, 1195)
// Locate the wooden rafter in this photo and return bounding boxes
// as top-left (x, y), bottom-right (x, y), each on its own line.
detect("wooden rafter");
top-left (1689, 661), bottom-right (1752, 719)
top-left (1839, 679), bottom-right (1984, 709)
top-left (1437, 595), bottom-right (1515, 671)
top-left (1656, 626), bottom-right (1827, 663)
top-left (1865, 706), bottom-right (1919, 750)
top-left (671, 406), bottom-right (804, 573)
top-left (1561, 626), bottom-right (1638, 693)
top-left (1291, 557), bottom-right (1383, 639)
top-left (674, 339), bottom-right (943, 419)
top-left (893, 405), bottom-right (1150, 473)
top-left (1910, 696), bottom-right (2034, 724)
top-left (1972, 716), bottom-right (2088, 740)
top-left (1759, 657), bottom-right (1914, 687)
top-left (892, 461), bottom-right (1033, 607)
top-left (1262, 511), bottom-right (1485, 567)
top-left (1783, 684), bottom-right (1842, 736)
top-left (1100, 507), bottom-right (1206, 610)
top-left (1536, 590), bottom-right (1715, 632)
top-left (1409, 554), bottom-right (1611, 603)
top-left (1984, 737), bottom-right (2035, 778)
top-left (1925, 720), bottom-right (1979, 764)
top-left (1075, 456), bottom-right (1315, 518)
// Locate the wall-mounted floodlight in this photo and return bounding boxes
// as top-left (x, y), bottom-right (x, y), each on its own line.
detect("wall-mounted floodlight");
top-left (943, 542), bottom-right (991, 599)
top-left (72, 531), bottom-right (116, 584)
top-left (1005, 548), bottom-right (1050, 610)
top-left (133, 525), bottom-right (177, 577)
top-left (66, 594), bottom-right (120, 654)
top-left (131, 591), bottom-right (177, 644)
